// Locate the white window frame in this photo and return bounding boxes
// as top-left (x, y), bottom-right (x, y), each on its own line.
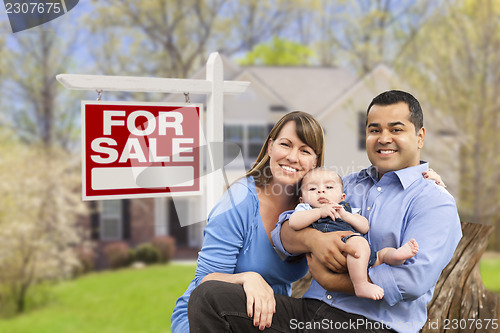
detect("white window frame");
top-left (224, 122), bottom-right (268, 168)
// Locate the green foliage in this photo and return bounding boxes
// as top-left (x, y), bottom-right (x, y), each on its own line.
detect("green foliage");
top-left (130, 243), bottom-right (160, 265)
top-left (238, 37), bottom-right (315, 66)
top-left (0, 264), bottom-right (197, 333)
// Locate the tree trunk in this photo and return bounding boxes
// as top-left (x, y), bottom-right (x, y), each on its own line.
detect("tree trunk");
top-left (291, 222), bottom-right (499, 333)
top-left (422, 222), bottom-right (499, 333)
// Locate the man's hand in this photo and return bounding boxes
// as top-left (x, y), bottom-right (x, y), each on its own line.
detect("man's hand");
top-left (307, 253), bottom-right (354, 294)
top-left (309, 231), bottom-right (358, 273)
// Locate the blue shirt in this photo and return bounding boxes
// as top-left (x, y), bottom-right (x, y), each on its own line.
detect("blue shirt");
top-left (171, 177), bottom-right (308, 333)
top-left (271, 162), bottom-right (462, 333)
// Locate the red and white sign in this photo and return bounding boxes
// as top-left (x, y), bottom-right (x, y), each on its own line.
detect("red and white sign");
top-left (82, 101), bottom-right (201, 200)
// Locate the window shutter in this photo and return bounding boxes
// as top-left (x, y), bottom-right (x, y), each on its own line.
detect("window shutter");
top-left (122, 199), bottom-right (131, 239)
top-left (90, 201), bottom-right (100, 240)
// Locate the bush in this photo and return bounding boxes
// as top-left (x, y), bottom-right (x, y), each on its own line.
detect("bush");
top-left (131, 243), bottom-right (160, 265)
top-left (151, 236), bottom-right (176, 263)
top-left (103, 242), bottom-right (131, 269)
top-left (74, 246), bottom-right (96, 275)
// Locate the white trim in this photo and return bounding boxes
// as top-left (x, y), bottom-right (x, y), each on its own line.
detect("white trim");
top-left (57, 74), bottom-right (249, 95)
top-left (232, 71), bottom-right (291, 109)
top-left (154, 197), bottom-right (168, 236)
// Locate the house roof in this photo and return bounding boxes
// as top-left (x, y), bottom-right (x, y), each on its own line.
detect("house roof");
top-left (316, 64), bottom-right (398, 121)
top-left (242, 66), bottom-right (357, 115)
top-left (185, 54), bottom-right (357, 115)
top-left (181, 55), bottom-right (457, 134)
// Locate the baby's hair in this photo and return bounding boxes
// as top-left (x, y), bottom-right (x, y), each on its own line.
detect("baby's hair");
top-left (299, 167), bottom-right (344, 195)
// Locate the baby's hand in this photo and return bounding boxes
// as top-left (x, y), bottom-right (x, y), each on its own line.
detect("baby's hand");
top-left (318, 204), bottom-right (341, 220)
top-left (332, 204), bottom-right (347, 219)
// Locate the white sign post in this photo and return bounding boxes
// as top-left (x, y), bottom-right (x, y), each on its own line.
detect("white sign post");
top-left (57, 52), bottom-right (250, 220)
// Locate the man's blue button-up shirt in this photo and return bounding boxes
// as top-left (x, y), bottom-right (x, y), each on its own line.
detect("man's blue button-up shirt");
top-left (272, 162), bottom-right (462, 333)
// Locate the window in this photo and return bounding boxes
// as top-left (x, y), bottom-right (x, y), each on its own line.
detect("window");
top-left (224, 125), bottom-right (244, 165)
top-left (247, 125), bottom-right (267, 161)
top-left (100, 200), bottom-right (122, 240)
top-left (224, 124), bottom-right (268, 168)
top-left (270, 105), bottom-right (288, 112)
top-left (358, 111), bottom-right (366, 150)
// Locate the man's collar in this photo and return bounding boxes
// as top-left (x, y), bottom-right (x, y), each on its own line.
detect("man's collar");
top-left (356, 162), bottom-right (429, 189)
top-left (356, 165), bottom-right (379, 183)
top-left (393, 162), bottom-right (429, 189)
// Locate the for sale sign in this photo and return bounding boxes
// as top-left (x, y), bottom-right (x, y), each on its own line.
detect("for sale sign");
top-left (82, 101), bottom-right (202, 200)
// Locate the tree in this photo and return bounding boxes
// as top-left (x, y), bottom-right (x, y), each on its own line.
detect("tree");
top-left (1, 25), bottom-right (81, 149)
top-left (84, 0), bottom-right (305, 79)
top-left (237, 37), bottom-right (315, 66)
top-left (214, 0), bottom-right (306, 55)
top-left (0, 134), bottom-right (87, 315)
top-left (85, 0), bottom-right (225, 79)
top-left (0, 23), bottom-right (89, 315)
top-left (398, 0), bottom-right (500, 249)
top-left (306, 0), bottom-right (435, 73)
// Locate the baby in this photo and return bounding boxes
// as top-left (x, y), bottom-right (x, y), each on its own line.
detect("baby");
top-left (289, 167), bottom-right (419, 300)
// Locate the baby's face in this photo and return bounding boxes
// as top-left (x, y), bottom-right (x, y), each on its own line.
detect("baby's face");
top-left (300, 169), bottom-right (344, 208)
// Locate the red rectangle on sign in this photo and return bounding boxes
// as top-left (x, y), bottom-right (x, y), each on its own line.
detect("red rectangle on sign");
top-left (82, 101), bottom-right (201, 200)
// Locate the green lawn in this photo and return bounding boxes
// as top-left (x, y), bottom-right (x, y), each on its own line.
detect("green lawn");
top-left (480, 256), bottom-right (500, 293)
top-left (0, 258), bottom-right (498, 333)
top-left (0, 263), bottom-right (196, 333)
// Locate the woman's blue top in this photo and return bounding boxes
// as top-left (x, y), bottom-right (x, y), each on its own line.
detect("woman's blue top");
top-left (171, 177), bottom-right (308, 332)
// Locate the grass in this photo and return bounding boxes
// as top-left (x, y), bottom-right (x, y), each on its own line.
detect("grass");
top-left (480, 255), bottom-right (500, 293)
top-left (0, 257), bottom-right (498, 333)
top-left (0, 263), bottom-right (196, 333)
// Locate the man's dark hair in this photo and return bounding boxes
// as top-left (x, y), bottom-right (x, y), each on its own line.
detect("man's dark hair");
top-left (366, 90), bottom-right (423, 131)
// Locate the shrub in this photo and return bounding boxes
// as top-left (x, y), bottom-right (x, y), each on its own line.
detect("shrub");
top-left (103, 242), bottom-right (131, 269)
top-left (151, 236), bottom-right (176, 263)
top-left (74, 245), bottom-right (96, 276)
top-left (131, 243), bottom-right (160, 265)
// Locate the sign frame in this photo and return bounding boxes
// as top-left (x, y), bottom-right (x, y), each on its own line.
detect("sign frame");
top-left (81, 100), bottom-right (203, 201)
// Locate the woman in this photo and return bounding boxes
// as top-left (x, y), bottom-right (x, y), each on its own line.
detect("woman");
top-left (171, 111), bottom-right (330, 332)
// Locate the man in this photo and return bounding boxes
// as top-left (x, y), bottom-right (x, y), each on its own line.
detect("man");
top-left (188, 90), bottom-right (462, 333)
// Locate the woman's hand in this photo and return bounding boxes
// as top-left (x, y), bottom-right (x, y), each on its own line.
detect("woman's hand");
top-left (309, 231), bottom-right (358, 273)
top-left (423, 168), bottom-right (446, 188)
top-left (200, 271), bottom-right (275, 330)
top-left (240, 271), bottom-right (276, 330)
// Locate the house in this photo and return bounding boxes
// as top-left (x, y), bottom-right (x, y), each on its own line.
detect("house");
top-left (85, 56), bottom-right (459, 267)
